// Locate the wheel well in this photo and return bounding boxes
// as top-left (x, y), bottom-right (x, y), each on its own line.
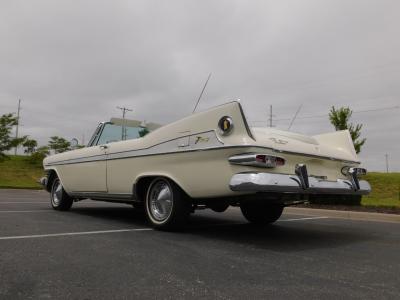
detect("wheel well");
top-left (134, 176), bottom-right (156, 202)
top-left (46, 170), bottom-right (58, 192)
top-left (134, 176), bottom-right (189, 202)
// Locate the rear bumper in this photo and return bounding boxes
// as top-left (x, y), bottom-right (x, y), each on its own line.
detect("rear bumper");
top-left (229, 172), bottom-right (371, 195)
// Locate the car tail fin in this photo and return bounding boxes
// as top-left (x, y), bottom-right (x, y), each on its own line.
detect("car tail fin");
top-left (313, 130), bottom-right (359, 162)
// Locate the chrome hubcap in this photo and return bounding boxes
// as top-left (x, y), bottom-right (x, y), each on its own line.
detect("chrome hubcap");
top-left (52, 180), bottom-right (62, 206)
top-left (148, 181), bottom-right (173, 222)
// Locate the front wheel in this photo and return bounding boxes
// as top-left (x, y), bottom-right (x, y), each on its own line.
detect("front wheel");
top-left (145, 177), bottom-right (191, 230)
top-left (50, 178), bottom-right (73, 211)
top-left (240, 202), bottom-right (284, 224)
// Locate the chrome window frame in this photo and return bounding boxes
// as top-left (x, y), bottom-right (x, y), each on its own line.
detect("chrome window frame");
top-left (87, 122), bottom-right (112, 147)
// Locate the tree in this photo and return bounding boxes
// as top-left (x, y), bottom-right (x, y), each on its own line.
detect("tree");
top-left (139, 127), bottom-right (150, 137)
top-left (23, 138), bottom-right (38, 154)
top-left (48, 136), bottom-right (70, 153)
top-left (329, 106), bottom-right (366, 154)
top-left (29, 146), bottom-right (50, 165)
top-left (0, 113), bottom-right (27, 160)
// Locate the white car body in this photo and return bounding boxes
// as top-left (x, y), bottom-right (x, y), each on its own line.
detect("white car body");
top-left (41, 101), bottom-right (370, 228)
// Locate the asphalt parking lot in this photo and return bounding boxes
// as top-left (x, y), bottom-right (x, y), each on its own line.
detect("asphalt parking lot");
top-left (0, 189), bottom-right (399, 299)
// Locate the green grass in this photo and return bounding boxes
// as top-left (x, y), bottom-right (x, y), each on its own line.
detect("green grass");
top-left (361, 172), bottom-right (400, 208)
top-left (0, 155), bottom-right (44, 189)
top-left (0, 156), bottom-right (399, 209)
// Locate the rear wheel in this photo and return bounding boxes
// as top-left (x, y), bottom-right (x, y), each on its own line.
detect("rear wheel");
top-left (50, 178), bottom-right (73, 211)
top-left (145, 177), bottom-right (191, 230)
top-left (240, 202), bottom-right (284, 224)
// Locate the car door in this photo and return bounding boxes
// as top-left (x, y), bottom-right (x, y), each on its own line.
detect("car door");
top-left (56, 144), bottom-right (108, 193)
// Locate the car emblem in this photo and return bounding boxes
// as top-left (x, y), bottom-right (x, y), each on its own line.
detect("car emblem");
top-left (269, 137), bottom-right (288, 145)
top-left (194, 136), bottom-right (210, 144)
top-left (218, 116), bottom-right (233, 135)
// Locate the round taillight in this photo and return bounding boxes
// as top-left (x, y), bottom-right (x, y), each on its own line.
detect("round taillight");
top-left (218, 116), bottom-right (233, 135)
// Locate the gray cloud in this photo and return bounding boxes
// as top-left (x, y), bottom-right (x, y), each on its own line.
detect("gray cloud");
top-left (0, 0), bottom-right (399, 171)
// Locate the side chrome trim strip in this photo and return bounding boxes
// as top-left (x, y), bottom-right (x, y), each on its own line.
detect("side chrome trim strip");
top-left (46, 130), bottom-right (223, 166)
top-left (45, 145), bottom-right (360, 167)
top-left (271, 148), bottom-right (360, 165)
top-left (44, 129), bottom-right (360, 167)
top-left (69, 192), bottom-right (133, 200)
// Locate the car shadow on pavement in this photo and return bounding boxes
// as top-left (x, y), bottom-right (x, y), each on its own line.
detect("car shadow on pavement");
top-left (70, 205), bottom-right (147, 223)
top-left (185, 213), bottom-right (376, 252)
top-left (69, 205), bottom-right (374, 252)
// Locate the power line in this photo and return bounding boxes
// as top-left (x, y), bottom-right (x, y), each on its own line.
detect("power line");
top-left (275, 105), bottom-right (400, 122)
top-left (251, 105), bottom-right (400, 124)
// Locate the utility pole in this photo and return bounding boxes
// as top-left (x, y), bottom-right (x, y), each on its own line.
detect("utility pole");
top-left (14, 99), bottom-right (21, 155)
top-left (116, 106), bottom-right (133, 140)
top-left (268, 105), bottom-right (275, 127)
top-left (385, 154), bottom-right (389, 173)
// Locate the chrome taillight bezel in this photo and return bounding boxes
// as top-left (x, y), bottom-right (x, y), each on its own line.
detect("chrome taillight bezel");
top-left (341, 166), bottom-right (367, 177)
top-left (218, 116), bottom-right (234, 135)
top-left (229, 153), bottom-right (285, 168)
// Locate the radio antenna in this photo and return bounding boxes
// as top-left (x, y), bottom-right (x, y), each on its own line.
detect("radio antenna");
top-left (288, 104), bottom-right (303, 130)
top-left (192, 73), bottom-right (212, 114)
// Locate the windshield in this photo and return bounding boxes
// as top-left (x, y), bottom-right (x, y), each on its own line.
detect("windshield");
top-left (97, 123), bottom-right (142, 145)
top-left (88, 122), bottom-right (148, 147)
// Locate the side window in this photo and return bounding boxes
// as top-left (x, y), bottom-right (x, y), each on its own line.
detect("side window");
top-left (96, 124), bottom-right (142, 145)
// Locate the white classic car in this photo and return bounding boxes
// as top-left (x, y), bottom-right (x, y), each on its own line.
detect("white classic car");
top-left (41, 101), bottom-right (370, 230)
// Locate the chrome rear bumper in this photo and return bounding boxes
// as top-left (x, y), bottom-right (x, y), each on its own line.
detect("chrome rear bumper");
top-left (229, 172), bottom-right (371, 195)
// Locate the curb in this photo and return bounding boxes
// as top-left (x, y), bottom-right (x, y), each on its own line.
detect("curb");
top-left (285, 207), bottom-right (400, 223)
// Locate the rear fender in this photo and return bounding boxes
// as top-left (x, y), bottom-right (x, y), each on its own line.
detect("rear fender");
top-left (134, 172), bottom-right (191, 201)
top-left (313, 130), bottom-right (358, 162)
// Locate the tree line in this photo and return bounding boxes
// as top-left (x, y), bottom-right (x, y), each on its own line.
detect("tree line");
top-left (0, 113), bottom-right (82, 164)
top-left (0, 105), bottom-right (366, 164)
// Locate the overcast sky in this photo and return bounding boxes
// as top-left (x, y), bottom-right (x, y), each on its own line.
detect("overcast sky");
top-left (1, 0), bottom-right (399, 171)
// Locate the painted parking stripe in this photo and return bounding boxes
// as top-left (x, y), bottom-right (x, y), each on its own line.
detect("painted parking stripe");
top-left (0, 202), bottom-right (100, 204)
top-left (279, 216), bottom-right (329, 222)
top-left (0, 228), bottom-right (153, 240)
top-left (0, 202), bottom-right (48, 204)
top-left (0, 210), bottom-right (53, 213)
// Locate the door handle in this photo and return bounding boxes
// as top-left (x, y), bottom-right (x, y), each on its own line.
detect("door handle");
top-left (100, 145), bottom-right (108, 150)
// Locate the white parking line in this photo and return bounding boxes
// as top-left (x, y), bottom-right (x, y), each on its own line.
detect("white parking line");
top-left (0, 228), bottom-right (153, 240)
top-left (279, 216), bottom-right (329, 222)
top-left (0, 202), bottom-right (48, 204)
top-left (0, 210), bottom-right (52, 213)
top-left (0, 202), bottom-right (100, 204)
